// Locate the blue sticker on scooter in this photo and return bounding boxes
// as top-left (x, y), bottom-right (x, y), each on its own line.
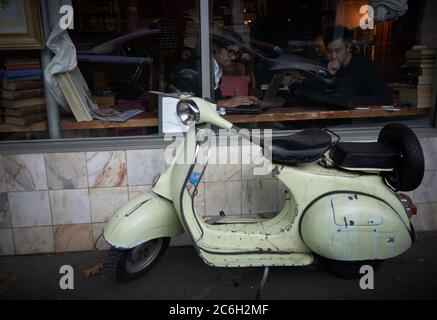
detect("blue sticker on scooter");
top-left (189, 172), bottom-right (201, 185)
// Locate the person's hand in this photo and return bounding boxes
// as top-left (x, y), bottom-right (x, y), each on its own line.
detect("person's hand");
top-left (328, 60), bottom-right (341, 75)
top-left (218, 96), bottom-right (260, 108)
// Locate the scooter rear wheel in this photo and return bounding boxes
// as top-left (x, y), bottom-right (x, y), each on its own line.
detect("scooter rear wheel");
top-left (105, 237), bottom-right (170, 282)
top-left (326, 259), bottom-right (383, 279)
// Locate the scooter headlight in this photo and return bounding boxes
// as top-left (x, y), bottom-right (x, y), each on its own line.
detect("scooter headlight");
top-left (177, 99), bottom-right (200, 125)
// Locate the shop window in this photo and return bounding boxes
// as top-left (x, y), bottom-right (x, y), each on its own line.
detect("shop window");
top-left (205, 0), bottom-right (435, 131)
top-left (0, 0), bottom-right (436, 141)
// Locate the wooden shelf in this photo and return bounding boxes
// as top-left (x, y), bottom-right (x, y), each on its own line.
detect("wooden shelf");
top-left (223, 107), bottom-right (432, 123)
top-left (0, 121), bottom-right (49, 133)
top-left (60, 112), bottom-right (159, 130)
top-left (0, 107), bottom-right (431, 133)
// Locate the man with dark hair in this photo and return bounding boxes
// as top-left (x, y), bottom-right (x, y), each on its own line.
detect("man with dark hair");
top-left (322, 25), bottom-right (393, 106)
top-left (168, 28), bottom-right (259, 108)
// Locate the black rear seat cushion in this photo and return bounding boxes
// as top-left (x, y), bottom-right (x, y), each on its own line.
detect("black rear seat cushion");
top-left (329, 142), bottom-right (397, 170)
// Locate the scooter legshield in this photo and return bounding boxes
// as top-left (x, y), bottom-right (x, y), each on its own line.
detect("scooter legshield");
top-left (299, 192), bottom-right (413, 261)
top-left (103, 192), bottom-right (184, 249)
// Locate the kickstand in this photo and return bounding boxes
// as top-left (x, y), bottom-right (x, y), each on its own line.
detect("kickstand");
top-left (255, 267), bottom-right (270, 300)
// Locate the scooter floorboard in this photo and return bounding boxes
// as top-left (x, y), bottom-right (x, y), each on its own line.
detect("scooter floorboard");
top-left (199, 250), bottom-right (314, 268)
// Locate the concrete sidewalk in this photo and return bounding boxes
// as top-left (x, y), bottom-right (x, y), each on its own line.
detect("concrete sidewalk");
top-left (1, 232), bottom-right (437, 300)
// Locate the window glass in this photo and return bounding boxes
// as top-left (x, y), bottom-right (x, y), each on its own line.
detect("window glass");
top-left (209, 0), bottom-right (436, 130)
top-left (1, 0), bottom-right (436, 141)
top-left (0, 0), bottom-right (200, 140)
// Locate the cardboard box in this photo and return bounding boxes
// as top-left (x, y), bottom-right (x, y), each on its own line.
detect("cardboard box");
top-left (95, 93), bottom-right (116, 109)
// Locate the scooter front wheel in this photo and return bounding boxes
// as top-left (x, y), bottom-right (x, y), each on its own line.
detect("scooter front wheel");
top-left (105, 237), bottom-right (170, 282)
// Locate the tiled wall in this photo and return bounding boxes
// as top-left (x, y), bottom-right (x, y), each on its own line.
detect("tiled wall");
top-left (0, 137), bottom-right (436, 256)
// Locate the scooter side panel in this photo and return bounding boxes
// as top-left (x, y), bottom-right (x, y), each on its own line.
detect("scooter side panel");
top-left (277, 163), bottom-right (412, 229)
top-left (103, 192), bottom-right (184, 249)
top-left (299, 193), bottom-right (412, 261)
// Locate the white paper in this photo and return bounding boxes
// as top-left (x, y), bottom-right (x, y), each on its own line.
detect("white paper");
top-left (162, 97), bottom-right (189, 133)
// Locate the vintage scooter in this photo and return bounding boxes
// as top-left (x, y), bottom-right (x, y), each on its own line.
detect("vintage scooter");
top-left (103, 97), bottom-right (424, 282)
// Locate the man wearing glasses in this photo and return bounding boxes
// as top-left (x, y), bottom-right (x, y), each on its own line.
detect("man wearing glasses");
top-left (168, 29), bottom-right (259, 108)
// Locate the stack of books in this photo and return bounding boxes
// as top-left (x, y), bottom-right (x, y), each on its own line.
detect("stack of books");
top-left (399, 46), bottom-right (435, 108)
top-left (0, 58), bottom-right (46, 126)
top-left (0, 58), bottom-right (42, 81)
top-left (1, 82), bottom-right (46, 126)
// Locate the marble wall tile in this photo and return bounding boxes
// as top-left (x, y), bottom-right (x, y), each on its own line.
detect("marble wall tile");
top-left (242, 179), bottom-right (278, 215)
top-left (54, 224), bottom-right (94, 253)
top-left (92, 223), bottom-right (111, 250)
top-left (163, 140), bottom-right (183, 168)
top-left (193, 183), bottom-right (205, 217)
top-left (204, 145), bottom-right (241, 182)
top-left (242, 144), bottom-right (274, 180)
top-left (46, 153), bottom-right (88, 190)
top-left (49, 189), bottom-right (91, 225)
top-left (14, 227), bottom-right (54, 254)
top-left (128, 185), bottom-right (153, 200)
top-left (411, 203), bottom-right (437, 232)
top-left (0, 229), bottom-right (14, 255)
top-left (420, 138), bottom-right (437, 171)
top-left (0, 156), bottom-right (6, 192)
top-left (3, 154), bottom-right (47, 191)
top-left (413, 171), bottom-right (437, 204)
top-left (205, 181), bottom-right (241, 216)
top-left (90, 187), bottom-right (129, 223)
top-left (9, 191), bottom-right (51, 228)
top-left (0, 193), bottom-right (11, 229)
top-left (86, 151), bottom-right (127, 188)
top-left (126, 150), bottom-right (166, 186)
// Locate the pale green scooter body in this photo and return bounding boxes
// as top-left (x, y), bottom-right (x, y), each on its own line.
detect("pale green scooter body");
top-left (103, 97), bottom-right (413, 267)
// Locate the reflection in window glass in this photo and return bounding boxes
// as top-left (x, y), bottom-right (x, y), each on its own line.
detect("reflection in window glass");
top-left (209, 0), bottom-right (436, 130)
top-left (69, 0), bottom-right (199, 137)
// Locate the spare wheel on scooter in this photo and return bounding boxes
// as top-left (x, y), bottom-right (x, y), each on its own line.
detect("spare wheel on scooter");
top-left (378, 123), bottom-right (424, 192)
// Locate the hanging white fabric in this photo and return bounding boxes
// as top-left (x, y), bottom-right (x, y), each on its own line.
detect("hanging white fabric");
top-left (43, 0), bottom-right (75, 111)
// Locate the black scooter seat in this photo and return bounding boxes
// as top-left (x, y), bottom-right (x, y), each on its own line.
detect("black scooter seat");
top-left (329, 142), bottom-right (397, 170)
top-left (266, 128), bottom-right (333, 164)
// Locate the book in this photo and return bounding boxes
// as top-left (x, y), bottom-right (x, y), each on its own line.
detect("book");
top-left (4, 113), bottom-right (47, 126)
top-left (4, 64), bottom-right (41, 71)
top-left (2, 88), bottom-right (44, 100)
top-left (2, 105), bottom-right (46, 117)
top-left (0, 69), bottom-right (42, 80)
top-left (4, 59), bottom-right (40, 66)
top-left (2, 79), bottom-right (43, 91)
top-left (1, 97), bottom-right (46, 109)
top-left (55, 67), bottom-right (95, 122)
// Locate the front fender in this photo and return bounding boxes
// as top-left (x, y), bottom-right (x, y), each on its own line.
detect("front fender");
top-left (103, 192), bottom-right (184, 249)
